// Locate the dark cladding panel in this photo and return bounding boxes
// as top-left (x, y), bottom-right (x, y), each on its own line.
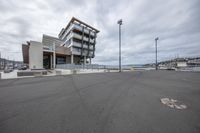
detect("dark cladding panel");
top-left (22, 44), bottom-right (29, 64)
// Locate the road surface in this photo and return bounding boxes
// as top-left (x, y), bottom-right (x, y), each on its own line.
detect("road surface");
top-left (0, 71), bottom-right (200, 133)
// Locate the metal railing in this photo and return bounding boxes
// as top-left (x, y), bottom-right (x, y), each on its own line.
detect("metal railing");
top-left (56, 64), bottom-right (132, 70)
top-left (56, 64), bottom-right (106, 70)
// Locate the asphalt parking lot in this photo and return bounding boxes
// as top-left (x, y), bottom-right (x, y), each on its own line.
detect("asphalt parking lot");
top-left (0, 71), bottom-right (200, 133)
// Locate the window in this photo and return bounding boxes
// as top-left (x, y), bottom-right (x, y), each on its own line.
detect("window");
top-left (73, 47), bottom-right (81, 52)
top-left (56, 57), bottom-right (66, 64)
top-left (90, 45), bottom-right (93, 49)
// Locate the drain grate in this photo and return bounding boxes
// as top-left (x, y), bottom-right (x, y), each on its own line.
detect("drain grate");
top-left (160, 98), bottom-right (187, 110)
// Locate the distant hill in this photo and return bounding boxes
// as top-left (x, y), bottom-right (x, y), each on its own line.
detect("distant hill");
top-left (144, 57), bottom-right (200, 67)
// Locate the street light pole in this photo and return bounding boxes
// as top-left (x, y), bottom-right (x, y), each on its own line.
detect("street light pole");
top-left (117, 19), bottom-right (122, 72)
top-left (155, 37), bottom-right (159, 70)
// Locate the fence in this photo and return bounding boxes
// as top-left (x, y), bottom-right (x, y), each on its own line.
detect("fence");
top-left (56, 64), bottom-right (132, 70)
top-left (56, 64), bottom-right (106, 70)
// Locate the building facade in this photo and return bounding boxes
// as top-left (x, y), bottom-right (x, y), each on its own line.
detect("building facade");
top-left (58, 17), bottom-right (99, 64)
top-left (22, 17), bottom-right (99, 69)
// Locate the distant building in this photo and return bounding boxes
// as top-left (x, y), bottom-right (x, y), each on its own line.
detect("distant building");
top-left (0, 58), bottom-right (22, 70)
top-left (187, 58), bottom-right (200, 67)
top-left (22, 17), bottom-right (99, 69)
top-left (0, 58), bottom-right (6, 70)
top-left (176, 61), bottom-right (187, 67)
top-left (157, 57), bottom-right (200, 69)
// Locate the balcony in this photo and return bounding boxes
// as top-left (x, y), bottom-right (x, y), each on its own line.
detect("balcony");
top-left (89, 45), bottom-right (93, 50)
top-left (71, 48), bottom-right (94, 57)
top-left (73, 24), bottom-right (83, 31)
top-left (72, 32), bottom-right (95, 44)
top-left (63, 32), bottom-right (73, 43)
top-left (61, 25), bottom-right (73, 40)
top-left (89, 53), bottom-right (93, 57)
top-left (73, 33), bottom-right (82, 40)
top-left (90, 39), bottom-right (95, 43)
top-left (73, 42), bottom-right (93, 50)
top-left (73, 24), bottom-right (96, 37)
top-left (61, 23), bottom-right (96, 41)
top-left (73, 42), bottom-right (81, 48)
top-left (90, 32), bottom-right (95, 36)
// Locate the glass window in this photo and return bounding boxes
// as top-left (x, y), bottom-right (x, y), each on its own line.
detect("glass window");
top-left (56, 57), bottom-right (66, 64)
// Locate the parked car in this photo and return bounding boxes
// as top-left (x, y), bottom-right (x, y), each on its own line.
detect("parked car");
top-left (4, 69), bottom-right (13, 73)
top-left (18, 65), bottom-right (27, 70)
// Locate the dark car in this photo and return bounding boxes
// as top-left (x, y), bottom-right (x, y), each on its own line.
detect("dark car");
top-left (18, 65), bottom-right (27, 70)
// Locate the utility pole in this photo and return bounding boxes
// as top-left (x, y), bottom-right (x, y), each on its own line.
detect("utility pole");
top-left (117, 19), bottom-right (122, 72)
top-left (155, 37), bottom-right (159, 70)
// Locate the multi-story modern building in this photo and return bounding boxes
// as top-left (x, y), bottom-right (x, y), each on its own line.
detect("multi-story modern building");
top-left (58, 17), bottom-right (99, 64)
top-left (22, 17), bottom-right (99, 69)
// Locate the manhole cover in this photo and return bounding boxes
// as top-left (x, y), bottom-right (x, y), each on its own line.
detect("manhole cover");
top-left (160, 98), bottom-right (187, 110)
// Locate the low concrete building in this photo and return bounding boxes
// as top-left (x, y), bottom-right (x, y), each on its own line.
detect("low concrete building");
top-left (175, 58), bottom-right (188, 68)
top-left (22, 17), bottom-right (99, 69)
top-left (176, 61), bottom-right (187, 67)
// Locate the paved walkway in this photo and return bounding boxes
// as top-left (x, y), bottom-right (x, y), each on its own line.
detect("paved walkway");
top-left (0, 70), bottom-right (18, 79)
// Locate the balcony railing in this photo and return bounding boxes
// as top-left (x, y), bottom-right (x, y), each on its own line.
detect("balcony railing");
top-left (61, 24), bottom-right (74, 40)
top-left (73, 24), bottom-right (95, 37)
top-left (73, 24), bottom-right (82, 31)
top-left (61, 23), bottom-right (96, 41)
top-left (73, 33), bottom-right (82, 40)
top-left (73, 42), bottom-right (94, 50)
top-left (72, 33), bottom-right (95, 44)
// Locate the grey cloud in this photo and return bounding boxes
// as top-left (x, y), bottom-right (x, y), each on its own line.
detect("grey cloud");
top-left (8, 17), bottom-right (31, 36)
top-left (0, 0), bottom-right (199, 64)
top-left (46, 0), bottom-right (87, 13)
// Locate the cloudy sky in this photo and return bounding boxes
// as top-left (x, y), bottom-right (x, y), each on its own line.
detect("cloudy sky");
top-left (0, 0), bottom-right (200, 65)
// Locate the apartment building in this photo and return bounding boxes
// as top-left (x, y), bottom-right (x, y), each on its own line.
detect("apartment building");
top-left (58, 17), bottom-right (99, 64)
top-left (22, 17), bottom-right (99, 69)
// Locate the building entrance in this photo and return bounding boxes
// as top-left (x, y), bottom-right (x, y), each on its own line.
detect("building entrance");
top-left (43, 55), bottom-right (50, 69)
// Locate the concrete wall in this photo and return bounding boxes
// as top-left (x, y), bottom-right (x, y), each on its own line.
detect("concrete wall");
top-left (29, 41), bottom-right (43, 69)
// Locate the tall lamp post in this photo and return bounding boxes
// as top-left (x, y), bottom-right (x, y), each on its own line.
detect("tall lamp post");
top-left (117, 19), bottom-right (122, 72)
top-left (155, 37), bottom-right (159, 70)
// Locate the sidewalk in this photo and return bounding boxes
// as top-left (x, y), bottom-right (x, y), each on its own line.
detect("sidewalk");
top-left (0, 70), bottom-right (18, 79)
top-left (0, 69), bottom-right (122, 80)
